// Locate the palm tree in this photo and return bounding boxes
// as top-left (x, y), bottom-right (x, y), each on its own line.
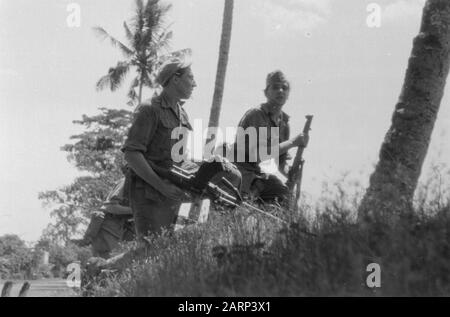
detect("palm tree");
top-left (94, 0), bottom-right (173, 106)
top-left (358, 0), bottom-right (450, 222)
top-left (207, 0), bottom-right (234, 134)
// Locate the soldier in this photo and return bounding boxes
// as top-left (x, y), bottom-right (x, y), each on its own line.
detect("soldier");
top-left (234, 70), bottom-right (309, 205)
top-left (79, 177), bottom-right (135, 259)
top-left (86, 54), bottom-right (242, 275)
top-left (122, 56), bottom-right (198, 244)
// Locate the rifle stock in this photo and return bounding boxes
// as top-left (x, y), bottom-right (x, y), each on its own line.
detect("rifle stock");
top-left (287, 115), bottom-right (313, 210)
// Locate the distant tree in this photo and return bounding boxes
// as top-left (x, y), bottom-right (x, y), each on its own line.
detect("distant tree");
top-left (0, 234), bottom-right (26, 256)
top-left (39, 108), bottom-right (133, 243)
top-left (0, 257), bottom-right (10, 279)
top-left (94, 0), bottom-right (173, 106)
top-left (359, 0), bottom-right (450, 221)
top-left (0, 235), bottom-right (34, 277)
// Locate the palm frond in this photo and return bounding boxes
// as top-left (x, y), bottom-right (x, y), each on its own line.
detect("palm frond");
top-left (141, 70), bottom-right (154, 88)
top-left (127, 90), bottom-right (138, 102)
top-left (135, 0), bottom-right (144, 15)
top-left (94, 0), bottom-right (174, 98)
top-left (93, 26), bottom-right (134, 58)
top-left (123, 22), bottom-right (134, 46)
top-left (148, 72), bottom-right (158, 90)
top-left (152, 29), bottom-right (172, 53)
top-left (141, 1), bottom-right (172, 50)
top-left (146, 1), bottom-right (172, 29)
top-left (143, 0), bottom-right (159, 30)
top-left (131, 0), bottom-right (145, 41)
top-left (142, 28), bottom-right (172, 64)
top-left (96, 73), bottom-right (113, 92)
top-left (127, 100), bottom-right (137, 107)
top-left (96, 61), bottom-right (131, 92)
top-left (127, 77), bottom-right (139, 101)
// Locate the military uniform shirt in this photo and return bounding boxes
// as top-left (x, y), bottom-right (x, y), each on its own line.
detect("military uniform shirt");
top-left (122, 95), bottom-right (193, 169)
top-left (235, 104), bottom-right (290, 173)
top-left (122, 94), bottom-right (193, 203)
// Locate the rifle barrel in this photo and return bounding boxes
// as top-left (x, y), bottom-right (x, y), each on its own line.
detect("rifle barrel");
top-left (242, 202), bottom-right (287, 224)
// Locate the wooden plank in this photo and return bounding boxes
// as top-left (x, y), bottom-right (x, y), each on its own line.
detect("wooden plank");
top-left (174, 198), bottom-right (211, 231)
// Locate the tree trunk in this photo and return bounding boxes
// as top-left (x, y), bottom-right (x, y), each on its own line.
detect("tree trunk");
top-left (359, 0), bottom-right (450, 222)
top-left (138, 74), bottom-right (144, 106)
top-left (207, 0), bottom-right (234, 134)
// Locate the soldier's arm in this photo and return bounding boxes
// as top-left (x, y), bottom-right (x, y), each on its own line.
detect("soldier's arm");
top-left (264, 134), bottom-right (308, 156)
top-left (241, 109), bottom-right (299, 159)
top-left (124, 151), bottom-right (172, 195)
top-left (122, 105), bottom-right (184, 201)
top-left (279, 139), bottom-right (297, 155)
top-left (122, 106), bottom-right (169, 193)
top-left (278, 119), bottom-right (291, 174)
top-left (255, 136), bottom-right (297, 159)
top-left (236, 109), bottom-right (262, 162)
top-left (103, 203), bottom-right (133, 215)
top-left (277, 120), bottom-right (300, 155)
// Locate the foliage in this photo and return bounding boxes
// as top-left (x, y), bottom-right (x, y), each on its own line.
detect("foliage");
top-left (94, 0), bottom-right (173, 106)
top-left (86, 168), bottom-right (450, 296)
top-left (0, 235), bottom-right (92, 279)
top-left (39, 0), bottom-right (175, 245)
top-left (0, 235), bottom-right (35, 279)
top-left (39, 108), bottom-right (133, 244)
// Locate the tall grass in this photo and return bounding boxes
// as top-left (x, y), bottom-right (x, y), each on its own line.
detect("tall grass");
top-left (86, 169), bottom-right (450, 297)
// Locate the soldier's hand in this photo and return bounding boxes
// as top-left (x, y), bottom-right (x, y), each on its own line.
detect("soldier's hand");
top-left (160, 183), bottom-right (185, 201)
top-left (181, 160), bottom-right (198, 172)
top-left (292, 133), bottom-right (309, 148)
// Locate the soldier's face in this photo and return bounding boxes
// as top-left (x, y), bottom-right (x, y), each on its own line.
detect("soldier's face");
top-left (265, 81), bottom-right (290, 112)
top-left (175, 67), bottom-right (197, 99)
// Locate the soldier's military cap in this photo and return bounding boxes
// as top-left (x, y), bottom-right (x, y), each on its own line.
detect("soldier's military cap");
top-left (266, 70), bottom-right (290, 89)
top-left (156, 49), bottom-right (192, 87)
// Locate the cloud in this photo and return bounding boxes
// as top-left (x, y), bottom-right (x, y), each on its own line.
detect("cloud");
top-left (251, 0), bottom-right (332, 34)
top-left (382, 0), bottom-right (426, 23)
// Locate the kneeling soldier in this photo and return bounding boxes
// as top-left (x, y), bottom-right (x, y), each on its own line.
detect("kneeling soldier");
top-left (233, 70), bottom-right (309, 205)
top-left (86, 54), bottom-right (242, 275)
top-left (80, 177), bottom-right (134, 259)
top-left (122, 55), bottom-right (203, 245)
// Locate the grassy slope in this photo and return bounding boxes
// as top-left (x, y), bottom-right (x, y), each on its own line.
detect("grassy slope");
top-left (86, 194), bottom-right (450, 296)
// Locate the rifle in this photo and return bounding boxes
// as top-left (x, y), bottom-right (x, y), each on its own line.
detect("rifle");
top-left (286, 115), bottom-right (313, 211)
top-left (145, 161), bottom-right (287, 224)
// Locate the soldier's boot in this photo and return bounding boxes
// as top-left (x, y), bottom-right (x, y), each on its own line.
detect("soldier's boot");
top-left (85, 241), bottom-right (149, 277)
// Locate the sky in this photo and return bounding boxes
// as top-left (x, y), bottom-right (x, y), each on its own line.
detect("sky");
top-left (0, 0), bottom-right (449, 242)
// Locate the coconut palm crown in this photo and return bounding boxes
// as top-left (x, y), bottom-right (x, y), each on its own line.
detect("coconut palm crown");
top-left (94, 0), bottom-right (173, 106)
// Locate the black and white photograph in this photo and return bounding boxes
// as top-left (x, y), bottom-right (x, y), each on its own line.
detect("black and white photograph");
top-left (1, 0), bottom-right (450, 299)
